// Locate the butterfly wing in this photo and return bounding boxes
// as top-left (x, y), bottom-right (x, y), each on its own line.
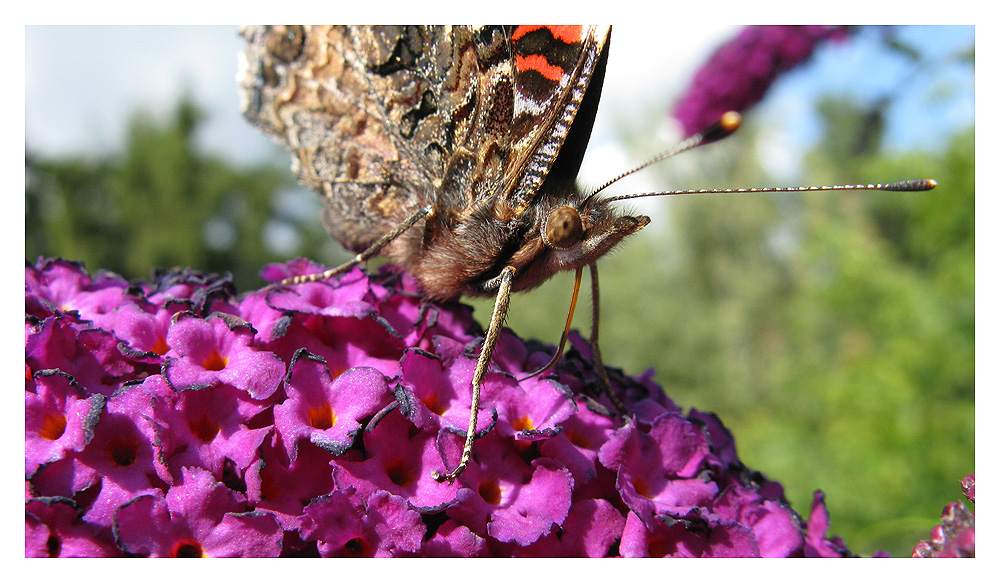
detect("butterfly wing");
top-left (240, 25), bottom-right (480, 253)
top-left (504, 25), bottom-right (611, 215)
top-left (240, 26), bottom-right (610, 256)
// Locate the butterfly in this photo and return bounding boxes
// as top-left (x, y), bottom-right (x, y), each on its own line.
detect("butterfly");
top-left (238, 25), bottom-right (934, 481)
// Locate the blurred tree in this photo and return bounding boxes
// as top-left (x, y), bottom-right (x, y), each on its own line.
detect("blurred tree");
top-left (25, 97), bottom-right (342, 291)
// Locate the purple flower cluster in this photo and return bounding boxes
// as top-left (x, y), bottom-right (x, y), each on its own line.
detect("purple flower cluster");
top-left (912, 474), bottom-right (975, 558)
top-left (26, 256), bottom-right (853, 557)
top-left (672, 25), bottom-right (850, 136)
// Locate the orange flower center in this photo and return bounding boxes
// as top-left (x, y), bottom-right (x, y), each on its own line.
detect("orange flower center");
top-left (512, 416), bottom-right (535, 432)
top-left (385, 459), bottom-right (415, 488)
top-left (107, 436), bottom-right (138, 467)
top-left (201, 349), bottom-right (228, 371)
top-left (40, 413), bottom-right (67, 440)
top-left (478, 478), bottom-right (503, 506)
top-left (171, 540), bottom-right (204, 558)
top-left (308, 403), bottom-right (336, 430)
top-left (189, 414), bottom-right (220, 442)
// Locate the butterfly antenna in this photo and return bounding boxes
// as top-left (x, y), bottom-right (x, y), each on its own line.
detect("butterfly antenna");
top-left (590, 111), bottom-right (743, 197)
top-left (590, 110), bottom-right (937, 202)
top-left (604, 179), bottom-right (938, 203)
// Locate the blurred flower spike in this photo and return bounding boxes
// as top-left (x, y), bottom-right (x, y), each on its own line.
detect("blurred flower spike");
top-left (673, 25), bottom-right (850, 136)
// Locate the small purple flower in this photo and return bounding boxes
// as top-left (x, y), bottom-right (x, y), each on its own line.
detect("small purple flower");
top-left (145, 374), bottom-right (271, 484)
top-left (25, 257), bottom-right (130, 322)
top-left (245, 431), bottom-right (338, 530)
top-left (440, 431), bottom-right (574, 546)
top-left (25, 370), bottom-right (103, 477)
top-left (512, 497), bottom-right (626, 557)
top-left (258, 277), bottom-right (406, 379)
top-left (538, 400), bottom-right (618, 486)
top-left (26, 496), bottom-right (120, 557)
top-left (26, 317), bottom-right (157, 397)
top-left (141, 267), bottom-right (237, 317)
top-left (162, 312), bottom-right (284, 400)
top-left (114, 466), bottom-right (282, 557)
top-left (394, 345), bottom-right (500, 436)
top-left (712, 487), bottom-right (803, 558)
top-left (274, 350), bottom-right (392, 459)
top-left (419, 519), bottom-right (489, 557)
top-left (265, 272), bottom-right (376, 320)
top-left (334, 409), bottom-right (464, 512)
top-left (295, 489), bottom-right (361, 554)
top-left (598, 413), bottom-right (716, 530)
top-left (104, 301), bottom-right (179, 359)
top-left (619, 509), bottom-right (760, 558)
top-left (803, 491), bottom-right (852, 557)
top-left (300, 490), bottom-right (425, 557)
top-left (673, 25), bottom-right (850, 136)
top-left (29, 381), bottom-right (164, 530)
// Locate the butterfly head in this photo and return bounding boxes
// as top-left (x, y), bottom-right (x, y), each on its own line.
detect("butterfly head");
top-left (500, 191), bottom-right (649, 293)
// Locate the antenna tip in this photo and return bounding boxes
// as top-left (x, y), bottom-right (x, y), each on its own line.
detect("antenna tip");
top-left (720, 110), bottom-right (742, 131)
top-left (700, 111), bottom-right (742, 143)
top-left (886, 178), bottom-right (938, 191)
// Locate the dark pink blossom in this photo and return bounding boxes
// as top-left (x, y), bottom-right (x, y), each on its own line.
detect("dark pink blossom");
top-left (25, 496), bottom-right (120, 557)
top-left (803, 491), bottom-right (852, 557)
top-left (104, 301), bottom-right (179, 359)
top-left (113, 467), bottom-right (282, 557)
top-left (418, 519), bottom-right (489, 557)
top-left (25, 317), bottom-right (158, 397)
top-left (29, 382), bottom-right (165, 530)
top-left (300, 490), bottom-right (425, 557)
top-left (245, 431), bottom-right (339, 530)
top-left (274, 350), bottom-right (393, 459)
top-left (619, 510), bottom-right (760, 557)
top-left (145, 375), bottom-right (271, 484)
top-left (510, 497), bottom-right (626, 557)
top-left (440, 431), bottom-right (574, 546)
top-left (162, 312), bottom-right (284, 400)
top-left (334, 409), bottom-right (465, 512)
top-left (598, 413), bottom-right (716, 530)
top-left (25, 258), bottom-right (131, 322)
top-left (257, 280), bottom-right (406, 379)
top-left (25, 370), bottom-right (103, 477)
top-left (394, 345), bottom-right (501, 436)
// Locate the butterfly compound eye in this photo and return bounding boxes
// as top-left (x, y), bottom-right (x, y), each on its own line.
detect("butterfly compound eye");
top-left (544, 206), bottom-right (584, 249)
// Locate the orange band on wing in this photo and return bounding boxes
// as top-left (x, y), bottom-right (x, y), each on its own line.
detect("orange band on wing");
top-left (515, 54), bottom-right (565, 82)
top-left (512, 25), bottom-right (583, 44)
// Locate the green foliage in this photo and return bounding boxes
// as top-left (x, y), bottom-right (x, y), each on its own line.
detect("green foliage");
top-left (25, 98), bottom-right (343, 291)
top-left (25, 93), bottom-right (972, 558)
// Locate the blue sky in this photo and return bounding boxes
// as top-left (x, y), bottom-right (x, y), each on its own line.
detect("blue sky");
top-left (764, 25), bottom-right (974, 152)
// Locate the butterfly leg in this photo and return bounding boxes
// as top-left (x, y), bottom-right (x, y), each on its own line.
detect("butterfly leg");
top-left (281, 205), bottom-right (435, 285)
top-left (589, 263), bottom-right (626, 414)
top-left (433, 265), bottom-right (516, 483)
